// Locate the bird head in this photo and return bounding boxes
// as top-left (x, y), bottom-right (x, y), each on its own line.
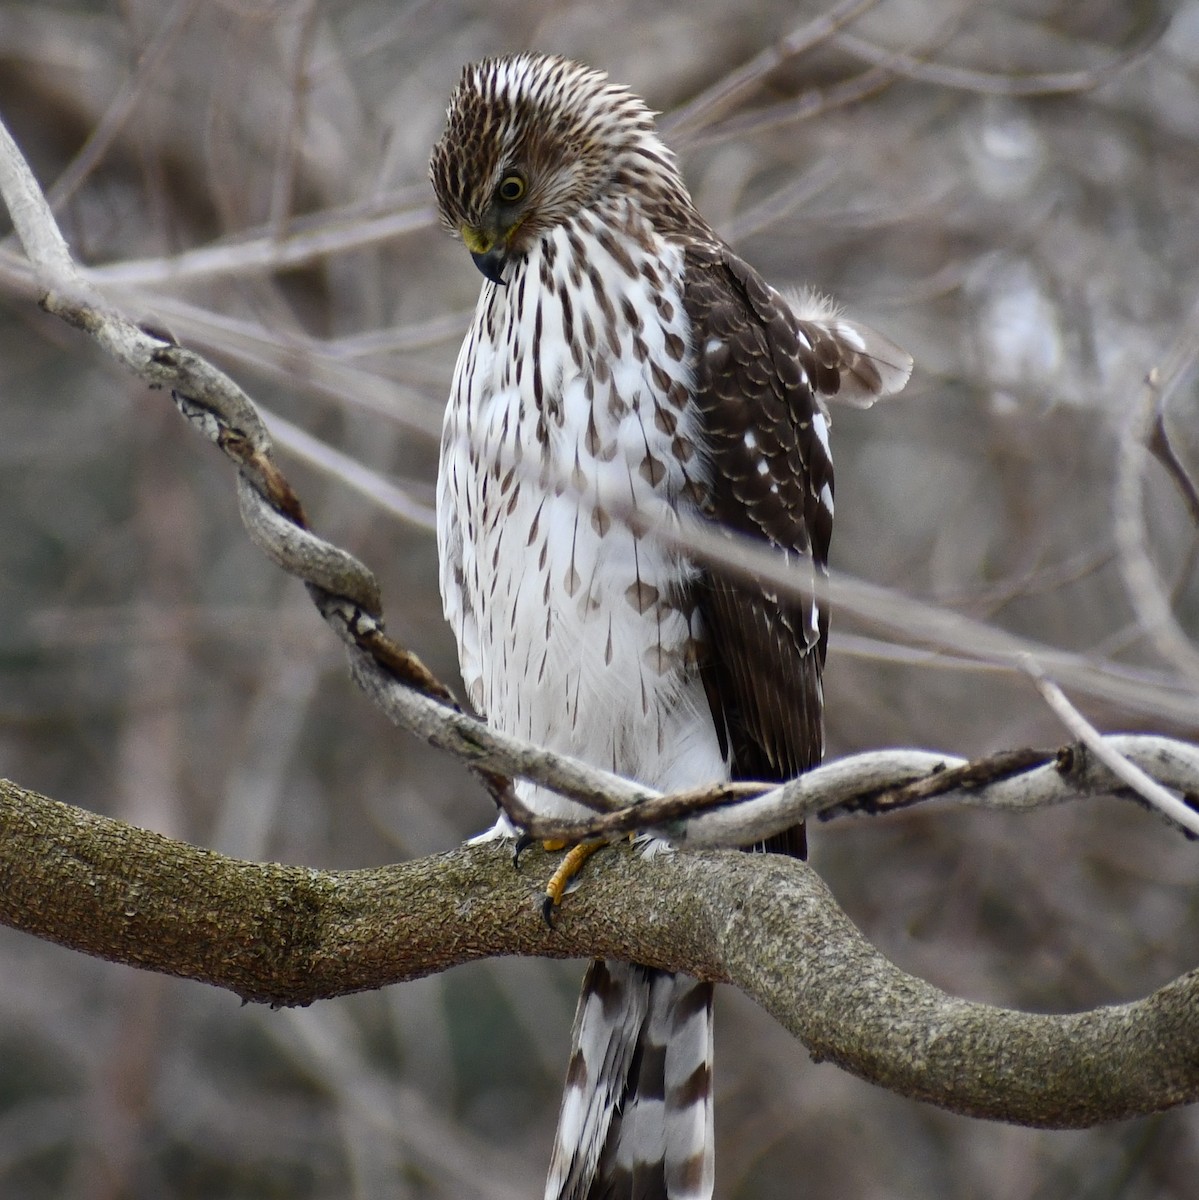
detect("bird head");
top-left (429, 53), bottom-right (685, 285)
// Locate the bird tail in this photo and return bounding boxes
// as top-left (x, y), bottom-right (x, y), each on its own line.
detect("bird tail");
top-left (545, 960), bottom-right (715, 1200)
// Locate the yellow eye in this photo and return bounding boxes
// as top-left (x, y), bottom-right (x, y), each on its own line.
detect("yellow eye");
top-left (497, 174), bottom-right (526, 203)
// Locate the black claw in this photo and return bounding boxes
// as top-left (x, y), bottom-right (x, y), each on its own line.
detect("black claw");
top-left (512, 832), bottom-right (535, 868)
top-left (541, 894), bottom-right (557, 929)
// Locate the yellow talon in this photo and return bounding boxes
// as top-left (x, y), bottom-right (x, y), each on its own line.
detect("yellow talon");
top-left (541, 838), bottom-right (570, 852)
top-left (542, 840), bottom-right (606, 925)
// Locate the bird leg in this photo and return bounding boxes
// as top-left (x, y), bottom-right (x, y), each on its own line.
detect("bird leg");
top-left (541, 839), bottom-right (606, 927)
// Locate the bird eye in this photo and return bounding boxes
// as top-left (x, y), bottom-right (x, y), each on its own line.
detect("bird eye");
top-left (496, 174), bottom-right (526, 203)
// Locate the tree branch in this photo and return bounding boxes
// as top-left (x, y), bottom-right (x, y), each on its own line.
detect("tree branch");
top-left (1113, 296), bottom-right (1199, 690)
top-left (2, 775), bottom-right (1196, 1129)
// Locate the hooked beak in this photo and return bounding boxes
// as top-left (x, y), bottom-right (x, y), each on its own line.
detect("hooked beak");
top-left (470, 244), bottom-right (508, 286)
top-left (462, 225), bottom-right (509, 286)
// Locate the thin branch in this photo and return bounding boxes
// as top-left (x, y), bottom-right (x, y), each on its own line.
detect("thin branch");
top-left (679, 61), bottom-right (898, 149)
top-left (138, 290), bottom-right (445, 439)
top-left (1148, 408), bottom-right (1199, 529)
top-left (431, 416), bottom-right (1198, 729)
top-left (267, 1), bottom-right (321, 233)
top-left (260, 403), bottom-right (437, 533)
top-left (719, 161), bottom-right (839, 245)
top-left (829, 15), bottom-right (1167, 97)
top-left (86, 200), bottom-right (436, 286)
top-left (0, 121), bottom-right (95, 298)
top-left (676, 8), bottom-right (971, 149)
top-left (666, 6), bottom-right (1166, 149)
top-left (662, 0), bottom-right (884, 138)
top-left (42, 1), bottom-right (197, 213)
top-left (518, 735), bottom-right (1199, 848)
top-left (1023, 659), bottom-right (1199, 836)
top-left (642, 500), bottom-right (1199, 727)
top-left (1113, 296), bottom-right (1199, 689)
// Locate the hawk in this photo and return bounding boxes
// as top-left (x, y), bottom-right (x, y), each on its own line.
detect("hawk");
top-left (429, 53), bottom-right (911, 1200)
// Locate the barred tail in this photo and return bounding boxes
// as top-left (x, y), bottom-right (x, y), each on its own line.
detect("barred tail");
top-left (545, 960), bottom-right (714, 1200)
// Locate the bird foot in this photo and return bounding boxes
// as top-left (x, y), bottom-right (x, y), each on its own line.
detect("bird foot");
top-left (541, 839), bottom-right (606, 928)
top-left (512, 833), bottom-right (570, 868)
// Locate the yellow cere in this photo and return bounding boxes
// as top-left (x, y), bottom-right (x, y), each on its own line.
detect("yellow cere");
top-left (460, 225), bottom-right (494, 254)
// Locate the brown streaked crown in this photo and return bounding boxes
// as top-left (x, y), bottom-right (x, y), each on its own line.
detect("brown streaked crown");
top-left (429, 53), bottom-right (694, 254)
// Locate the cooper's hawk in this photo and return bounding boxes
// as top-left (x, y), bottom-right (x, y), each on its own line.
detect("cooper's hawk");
top-left (430, 53), bottom-right (910, 1200)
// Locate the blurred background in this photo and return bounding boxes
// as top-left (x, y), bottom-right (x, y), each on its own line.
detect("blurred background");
top-left (1, 1), bottom-right (1198, 1197)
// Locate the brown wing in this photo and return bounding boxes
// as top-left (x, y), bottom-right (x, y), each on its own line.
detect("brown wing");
top-left (681, 242), bottom-right (836, 858)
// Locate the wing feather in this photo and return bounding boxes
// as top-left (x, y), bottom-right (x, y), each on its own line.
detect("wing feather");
top-left (786, 286), bottom-right (914, 407)
top-left (682, 243), bottom-right (845, 856)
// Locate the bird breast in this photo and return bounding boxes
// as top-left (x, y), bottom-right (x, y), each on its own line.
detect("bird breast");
top-left (438, 205), bottom-right (729, 814)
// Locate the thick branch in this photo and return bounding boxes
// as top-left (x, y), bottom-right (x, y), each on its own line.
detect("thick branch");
top-left (1, 776), bottom-right (1196, 1129)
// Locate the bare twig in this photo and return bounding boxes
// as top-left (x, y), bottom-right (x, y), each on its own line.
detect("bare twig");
top-left (134, 291), bottom-right (445, 439)
top-left (682, 11), bottom-right (973, 149)
top-left (87, 199), bottom-right (436, 286)
top-left (829, 15), bottom-right (1167, 97)
top-left (648, 500), bottom-right (1198, 727)
top-left (679, 61), bottom-right (899, 148)
top-left (1113, 297), bottom-right (1199, 689)
top-left (42, 1), bottom-right (197, 213)
top-left (267, 1), bottom-right (321, 233)
top-left (1022, 657), bottom-right (1199, 836)
top-left (662, 0), bottom-right (884, 138)
top-left (1148, 411), bottom-right (1199, 529)
top-left (259, 403), bottom-right (437, 532)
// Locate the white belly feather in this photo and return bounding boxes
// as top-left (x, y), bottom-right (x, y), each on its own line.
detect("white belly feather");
top-left (437, 212), bottom-right (728, 817)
